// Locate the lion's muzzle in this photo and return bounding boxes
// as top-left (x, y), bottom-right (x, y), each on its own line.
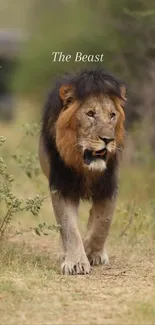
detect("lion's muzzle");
top-left (99, 136), bottom-right (114, 145)
top-left (84, 148), bottom-right (108, 165)
top-left (83, 137), bottom-right (115, 166)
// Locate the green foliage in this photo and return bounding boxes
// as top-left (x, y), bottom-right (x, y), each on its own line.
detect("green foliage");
top-left (34, 222), bottom-right (60, 236)
top-left (12, 123), bottom-right (41, 178)
top-left (22, 122), bottom-right (41, 136)
top-left (13, 152), bottom-right (40, 178)
top-left (13, 0), bottom-right (155, 98)
top-left (0, 124), bottom-right (59, 239)
top-left (0, 136), bottom-right (45, 238)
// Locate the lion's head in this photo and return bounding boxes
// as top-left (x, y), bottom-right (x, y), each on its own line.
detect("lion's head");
top-left (55, 70), bottom-right (126, 173)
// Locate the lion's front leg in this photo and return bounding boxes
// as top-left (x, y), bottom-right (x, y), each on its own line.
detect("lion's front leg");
top-left (84, 198), bottom-right (116, 266)
top-left (51, 192), bottom-right (90, 275)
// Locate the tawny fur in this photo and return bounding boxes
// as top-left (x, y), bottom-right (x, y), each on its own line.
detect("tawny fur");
top-left (56, 101), bottom-right (84, 172)
top-left (55, 92), bottom-right (125, 174)
top-left (39, 72), bottom-right (127, 275)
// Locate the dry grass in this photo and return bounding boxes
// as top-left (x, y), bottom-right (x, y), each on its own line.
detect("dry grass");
top-left (0, 100), bottom-right (155, 324)
top-left (0, 234), bottom-right (155, 325)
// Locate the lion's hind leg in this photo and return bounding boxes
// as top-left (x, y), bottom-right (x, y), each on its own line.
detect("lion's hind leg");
top-left (84, 198), bottom-right (116, 266)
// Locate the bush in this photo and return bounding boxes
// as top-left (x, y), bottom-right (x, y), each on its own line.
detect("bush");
top-left (0, 134), bottom-right (45, 238)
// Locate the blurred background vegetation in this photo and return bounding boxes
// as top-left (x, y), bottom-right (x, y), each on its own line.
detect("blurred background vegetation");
top-left (0, 0), bottom-right (155, 124)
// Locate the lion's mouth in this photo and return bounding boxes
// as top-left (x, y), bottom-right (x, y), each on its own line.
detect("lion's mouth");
top-left (83, 148), bottom-right (108, 165)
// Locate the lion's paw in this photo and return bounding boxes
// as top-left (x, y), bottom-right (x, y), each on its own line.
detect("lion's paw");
top-left (61, 259), bottom-right (90, 275)
top-left (88, 251), bottom-right (109, 266)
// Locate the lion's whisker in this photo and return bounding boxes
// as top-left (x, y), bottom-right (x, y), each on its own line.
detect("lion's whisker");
top-left (74, 142), bottom-right (83, 148)
top-left (116, 146), bottom-right (122, 152)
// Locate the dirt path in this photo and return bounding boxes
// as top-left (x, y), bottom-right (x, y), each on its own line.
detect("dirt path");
top-left (0, 233), bottom-right (155, 325)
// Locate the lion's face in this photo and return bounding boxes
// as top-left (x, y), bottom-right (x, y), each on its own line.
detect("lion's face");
top-left (76, 95), bottom-right (118, 171)
top-left (56, 85), bottom-right (125, 173)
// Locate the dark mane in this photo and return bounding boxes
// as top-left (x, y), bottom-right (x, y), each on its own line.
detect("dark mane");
top-left (41, 68), bottom-right (124, 201)
top-left (42, 68), bottom-right (125, 128)
top-left (71, 68), bottom-right (125, 100)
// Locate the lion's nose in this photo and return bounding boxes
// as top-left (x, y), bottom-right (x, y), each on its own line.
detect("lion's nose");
top-left (99, 136), bottom-right (114, 145)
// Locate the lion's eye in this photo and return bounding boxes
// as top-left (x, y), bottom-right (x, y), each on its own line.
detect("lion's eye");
top-left (110, 112), bottom-right (116, 119)
top-left (86, 110), bottom-right (95, 118)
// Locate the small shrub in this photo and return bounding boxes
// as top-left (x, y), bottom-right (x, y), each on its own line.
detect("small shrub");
top-left (0, 134), bottom-right (46, 238)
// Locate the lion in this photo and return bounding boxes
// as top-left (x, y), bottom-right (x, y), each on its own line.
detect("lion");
top-left (39, 68), bottom-right (127, 275)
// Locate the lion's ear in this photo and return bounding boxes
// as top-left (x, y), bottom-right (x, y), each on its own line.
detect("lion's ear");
top-left (59, 85), bottom-right (74, 103)
top-left (120, 85), bottom-right (127, 102)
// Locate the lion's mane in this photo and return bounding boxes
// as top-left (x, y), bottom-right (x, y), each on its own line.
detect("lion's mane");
top-left (41, 68), bottom-right (126, 201)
